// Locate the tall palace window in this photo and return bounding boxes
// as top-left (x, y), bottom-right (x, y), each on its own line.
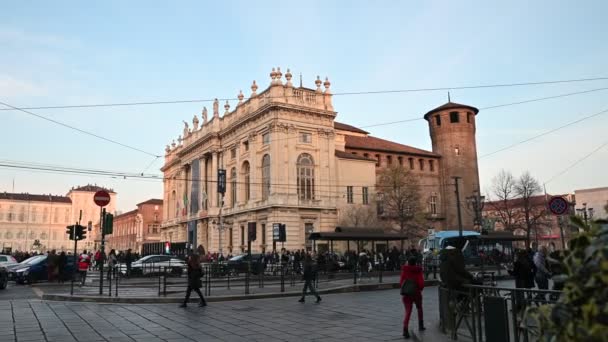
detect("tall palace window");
top-left (242, 161), bottom-right (251, 201)
top-left (261, 154), bottom-right (271, 200)
top-left (230, 167), bottom-right (237, 206)
top-left (297, 153), bottom-right (315, 200)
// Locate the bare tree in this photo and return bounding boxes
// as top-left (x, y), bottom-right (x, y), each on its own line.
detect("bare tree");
top-left (338, 201), bottom-right (390, 229)
top-left (514, 171), bottom-right (545, 244)
top-left (487, 170), bottom-right (519, 231)
top-left (377, 165), bottom-right (424, 247)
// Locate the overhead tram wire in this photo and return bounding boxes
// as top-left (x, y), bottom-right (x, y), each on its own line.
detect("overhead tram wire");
top-left (1, 76), bottom-right (608, 112)
top-left (0, 161), bottom-right (442, 190)
top-left (544, 139), bottom-right (608, 185)
top-left (0, 100), bottom-right (161, 158)
top-left (479, 106), bottom-right (608, 159)
top-left (358, 86), bottom-right (608, 129)
top-left (3, 100), bottom-right (608, 186)
top-left (3, 80), bottom-right (607, 158)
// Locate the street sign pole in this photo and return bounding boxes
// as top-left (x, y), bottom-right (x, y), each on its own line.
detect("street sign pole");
top-left (99, 207), bottom-right (105, 295)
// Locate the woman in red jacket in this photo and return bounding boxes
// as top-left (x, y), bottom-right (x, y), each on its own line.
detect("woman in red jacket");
top-left (400, 257), bottom-right (425, 339)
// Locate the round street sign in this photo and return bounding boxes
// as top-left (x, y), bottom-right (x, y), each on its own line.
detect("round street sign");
top-left (548, 196), bottom-right (569, 216)
top-left (94, 190), bottom-right (111, 207)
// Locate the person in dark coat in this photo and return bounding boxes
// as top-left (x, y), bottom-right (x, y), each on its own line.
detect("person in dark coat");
top-left (400, 257), bottom-right (425, 339)
top-left (180, 253), bottom-right (206, 308)
top-left (509, 249), bottom-right (535, 311)
top-left (298, 255), bottom-right (321, 303)
top-left (509, 250), bottom-right (535, 289)
top-left (439, 246), bottom-right (475, 291)
top-left (125, 249), bottom-right (133, 277)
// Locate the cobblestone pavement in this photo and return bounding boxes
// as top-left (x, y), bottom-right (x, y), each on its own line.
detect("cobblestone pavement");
top-left (0, 287), bottom-right (451, 342)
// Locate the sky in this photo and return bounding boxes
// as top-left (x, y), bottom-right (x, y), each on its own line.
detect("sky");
top-left (1, 1), bottom-right (607, 212)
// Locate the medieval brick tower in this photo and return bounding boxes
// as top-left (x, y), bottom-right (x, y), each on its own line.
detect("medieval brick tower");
top-left (424, 102), bottom-right (481, 230)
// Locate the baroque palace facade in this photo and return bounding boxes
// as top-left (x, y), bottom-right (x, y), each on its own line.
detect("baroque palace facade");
top-left (0, 185), bottom-right (117, 253)
top-left (160, 68), bottom-right (480, 253)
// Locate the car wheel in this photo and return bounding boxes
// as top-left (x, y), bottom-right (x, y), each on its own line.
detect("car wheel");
top-left (171, 267), bottom-right (182, 276)
top-left (0, 275), bottom-right (7, 290)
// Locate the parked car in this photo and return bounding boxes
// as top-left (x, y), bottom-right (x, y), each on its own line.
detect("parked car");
top-left (0, 266), bottom-right (8, 290)
top-left (11, 255), bottom-right (77, 284)
top-left (226, 254), bottom-right (266, 275)
top-left (117, 255), bottom-right (186, 276)
top-left (0, 255), bottom-right (18, 268)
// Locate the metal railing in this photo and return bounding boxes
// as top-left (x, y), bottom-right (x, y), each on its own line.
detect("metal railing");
top-left (438, 284), bottom-right (562, 342)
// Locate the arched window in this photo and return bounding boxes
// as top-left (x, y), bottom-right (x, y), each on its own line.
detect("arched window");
top-left (297, 153), bottom-right (315, 200)
top-left (16, 231), bottom-right (23, 239)
top-left (262, 154), bottom-right (271, 200)
top-left (242, 161), bottom-right (251, 201)
top-left (230, 167), bottom-right (237, 207)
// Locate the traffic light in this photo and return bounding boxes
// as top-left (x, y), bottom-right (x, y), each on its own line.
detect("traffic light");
top-left (75, 225), bottom-right (86, 240)
top-left (248, 222), bottom-right (257, 241)
top-left (66, 226), bottom-right (75, 240)
top-left (103, 213), bottom-right (114, 235)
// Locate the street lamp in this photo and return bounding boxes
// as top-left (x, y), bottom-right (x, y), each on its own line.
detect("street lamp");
top-left (213, 218), bottom-right (232, 258)
top-left (466, 190), bottom-right (485, 231)
top-left (576, 202), bottom-right (594, 225)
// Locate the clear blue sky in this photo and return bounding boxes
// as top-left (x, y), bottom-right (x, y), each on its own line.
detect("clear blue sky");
top-left (1, 1), bottom-right (607, 211)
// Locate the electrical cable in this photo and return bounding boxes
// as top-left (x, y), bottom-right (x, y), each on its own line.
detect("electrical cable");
top-left (0, 100), bottom-right (161, 158)
top-left (544, 139), bottom-right (608, 185)
top-left (1, 76), bottom-right (607, 111)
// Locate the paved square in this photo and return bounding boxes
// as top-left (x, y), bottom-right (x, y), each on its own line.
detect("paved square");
top-left (0, 288), bottom-right (451, 341)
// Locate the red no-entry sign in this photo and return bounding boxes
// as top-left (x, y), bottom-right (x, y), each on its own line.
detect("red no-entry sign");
top-left (94, 190), bottom-right (111, 207)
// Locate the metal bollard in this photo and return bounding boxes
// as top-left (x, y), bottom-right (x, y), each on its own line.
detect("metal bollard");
top-left (379, 262), bottom-right (383, 283)
top-left (108, 268), bottom-right (112, 297)
top-left (353, 264), bottom-right (357, 285)
top-left (163, 268), bottom-right (167, 296)
top-left (245, 263), bottom-right (250, 295)
top-left (280, 265), bottom-right (285, 292)
top-left (114, 268), bottom-right (118, 297)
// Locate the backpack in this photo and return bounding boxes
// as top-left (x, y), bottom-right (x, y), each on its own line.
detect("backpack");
top-left (400, 278), bottom-right (417, 296)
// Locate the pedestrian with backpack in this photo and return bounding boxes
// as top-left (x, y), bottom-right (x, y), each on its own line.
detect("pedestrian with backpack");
top-left (400, 257), bottom-right (425, 339)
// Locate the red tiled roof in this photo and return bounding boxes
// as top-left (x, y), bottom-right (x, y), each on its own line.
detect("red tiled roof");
top-left (0, 192), bottom-right (71, 203)
top-left (137, 199), bottom-right (163, 206)
top-left (484, 195), bottom-right (552, 210)
top-left (335, 150), bottom-right (375, 161)
top-left (344, 135), bottom-right (439, 157)
top-left (114, 209), bottom-right (138, 220)
top-left (334, 122), bottom-right (369, 135)
top-left (424, 102), bottom-right (479, 120)
top-left (71, 184), bottom-right (115, 193)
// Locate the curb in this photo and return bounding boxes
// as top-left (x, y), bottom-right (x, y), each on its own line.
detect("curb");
top-left (41, 279), bottom-right (440, 304)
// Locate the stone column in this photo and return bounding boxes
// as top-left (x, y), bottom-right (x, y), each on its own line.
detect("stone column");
top-left (210, 151), bottom-right (218, 208)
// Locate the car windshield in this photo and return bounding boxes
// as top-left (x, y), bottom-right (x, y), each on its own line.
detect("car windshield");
top-left (21, 256), bottom-right (46, 264)
top-left (229, 255), bottom-right (245, 261)
top-left (135, 255), bottom-right (156, 263)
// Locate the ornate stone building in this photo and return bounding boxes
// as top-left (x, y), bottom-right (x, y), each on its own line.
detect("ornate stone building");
top-left (160, 68), bottom-right (481, 253)
top-left (105, 199), bottom-right (163, 253)
top-left (0, 185), bottom-right (116, 253)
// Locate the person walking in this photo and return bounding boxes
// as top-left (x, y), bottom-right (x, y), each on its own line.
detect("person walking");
top-left (298, 255), bottom-right (321, 304)
top-left (533, 246), bottom-right (551, 301)
top-left (400, 257), bottom-right (425, 339)
top-left (509, 249), bottom-right (535, 311)
top-left (78, 250), bottom-right (91, 286)
top-left (180, 253), bottom-right (207, 308)
top-left (57, 251), bottom-right (67, 283)
top-left (125, 249), bottom-right (133, 278)
top-left (47, 250), bottom-right (57, 283)
top-left (107, 249), bottom-right (117, 281)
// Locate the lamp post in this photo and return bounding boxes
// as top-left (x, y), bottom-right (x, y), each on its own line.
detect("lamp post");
top-left (576, 202), bottom-right (594, 226)
top-left (466, 190), bottom-right (485, 232)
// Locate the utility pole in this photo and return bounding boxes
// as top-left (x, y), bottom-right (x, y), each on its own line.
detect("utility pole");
top-left (453, 177), bottom-right (464, 237)
top-left (466, 190), bottom-right (485, 232)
